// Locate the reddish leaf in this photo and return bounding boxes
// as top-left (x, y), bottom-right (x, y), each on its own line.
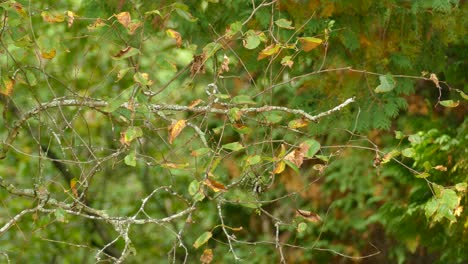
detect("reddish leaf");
top-left (204, 178), bottom-right (227, 192)
top-left (295, 209), bottom-right (322, 223)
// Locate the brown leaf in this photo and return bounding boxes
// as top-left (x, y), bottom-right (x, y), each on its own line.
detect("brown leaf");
top-left (166, 29), bottom-right (182, 47)
top-left (204, 178), bottom-right (227, 192)
top-left (70, 178), bottom-right (79, 198)
top-left (284, 148), bottom-right (305, 168)
top-left (295, 209), bottom-right (322, 223)
top-left (115, 12), bottom-right (131, 28)
top-left (188, 99), bottom-right (203, 109)
top-left (87, 18), bottom-right (106, 30)
top-left (429, 73), bottom-right (440, 88)
top-left (41, 11), bottom-right (65, 23)
top-left (127, 22), bottom-right (142, 34)
top-left (257, 44), bottom-right (281, 60)
top-left (298, 37), bottom-right (323, 52)
top-left (218, 54), bottom-right (230, 74)
top-left (168, 119), bottom-right (187, 144)
top-left (12, 2), bottom-right (27, 17)
top-left (434, 165), bottom-right (447, 171)
top-left (190, 54), bottom-right (206, 77)
top-left (200, 249), bottom-right (213, 264)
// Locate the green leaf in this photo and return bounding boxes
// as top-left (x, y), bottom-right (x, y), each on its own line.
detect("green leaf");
top-left (133, 72), bottom-right (153, 86)
top-left (395, 131), bottom-right (404, 139)
top-left (302, 139), bottom-right (321, 158)
top-left (264, 112), bottom-right (282, 124)
top-left (188, 180), bottom-right (200, 196)
top-left (275, 18), bottom-right (294, 29)
top-left (116, 67), bottom-right (132, 82)
top-left (125, 126), bottom-right (143, 143)
top-left (25, 70), bottom-right (37, 86)
top-left (193, 231), bottom-right (212, 248)
top-left (408, 134), bottom-right (422, 145)
top-left (375, 73), bottom-right (396, 93)
top-left (54, 208), bottom-right (67, 223)
top-left (174, 3), bottom-right (197, 22)
top-left (243, 30), bottom-right (261, 50)
top-left (191, 148), bottom-right (212, 157)
top-left (222, 142), bottom-right (244, 151)
top-left (415, 172), bottom-right (430, 178)
top-left (315, 155), bottom-right (329, 162)
top-left (214, 93), bottom-right (231, 99)
top-left (246, 155), bottom-right (261, 166)
top-left (124, 151), bottom-right (136, 167)
top-left (193, 191), bottom-right (205, 202)
top-left (228, 107), bottom-right (242, 121)
top-left (102, 87), bottom-right (133, 113)
top-left (284, 159), bottom-right (300, 174)
top-left (227, 21), bottom-right (242, 37)
top-left (145, 10), bottom-right (162, 17)
top-left (232, 95), bottom-right (256, 105)
top-left (402, 148), bottom-right (415, 158)
top-left (202, 42), bottom-right (222, 59)
top-left (297, 222), bottom-right (307, 233)
top-left (439, 100), bottom-right (459, 108)
top-left (455, 183), bottom-right (467, 192)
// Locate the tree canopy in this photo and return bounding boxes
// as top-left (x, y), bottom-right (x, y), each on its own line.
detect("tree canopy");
top-left (0, 0), bottom-right (466, 263)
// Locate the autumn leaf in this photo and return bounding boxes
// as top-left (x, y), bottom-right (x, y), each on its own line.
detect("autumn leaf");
top-left (12, 2), bottom-right (27, 17)
top-left (66, 11), bottom-right (77, 27)
top-left (218, 54), bottom-right (230, 74)
top-left (258, 44), bottom-right (281, 60)
top-left (168, 120), bottom-right (187, 144)
top-left (273, 161), bottom-right (286, 174)
top-left (70, 178), bottom-right (79, 198)
top-left (87, 18), bottom-right (106, 30)
top-left (190, 54), bottom-right (206, 77)
top-left (115, 12), bottom-right (131, 28)
top-left (112, 46), bottom-right (140, 59)
top-left (133, 72), bottom-right (154, 86)
top-left (295, 209), bottom-right (322, 223)
top-left (298, 37), bottom-right (323, 52)
top-left (41, 49), bottom-right (56, 59)
top-left (188, 99), bottom-right (203, 109)
top-left (1, 78), bottom-right (15, 97)
top-left (41, 11), bottom-right (65, 23)
top-left (200, 248), bottom-right (213, 264)
top-left (204, 178), bottom-right (227, 192)
top-left (288, 118), bottom-right (309, 129)
top-left (166, 29), bottom-right (182, 47)
top-left (281, 56), bottom-right (294, 68)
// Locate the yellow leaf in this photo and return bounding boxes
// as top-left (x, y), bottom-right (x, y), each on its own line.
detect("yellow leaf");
top-left (168, 119), bottom-right (187, 144)
top-left (273, 161), bottom-right (286, 174)
top-left (70, 178), bottom-right (79, 198)
top-left (41, 49), bottom-right (56, 59)
top-left (41, 11), bottom-right (65, 23)
top-left (166, 29), bottom-right (182, 47)
top-left (88, 18), bottom-right (106, 31)
top-left (115, 12), bottom-right (131, 28)
top-left (204, 178), bottom-right (227, 192)
top-left (66, 11), bottom-right (77, 27)
top-left (1, 78), bottom-right (15, 97)
top-left (298, 37), bottom-right (323, 52)
top-left (257, 44), bottom-right (281, 60)
top-left (288, 118), bottom-right (309, 129)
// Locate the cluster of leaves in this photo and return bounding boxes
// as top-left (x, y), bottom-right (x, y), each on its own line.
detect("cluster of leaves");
top-left (0, 0), bottom-right (466, 263)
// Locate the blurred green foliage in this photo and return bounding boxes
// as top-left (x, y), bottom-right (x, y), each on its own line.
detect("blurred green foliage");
top-left (0, 0), bottom-right (466, 263)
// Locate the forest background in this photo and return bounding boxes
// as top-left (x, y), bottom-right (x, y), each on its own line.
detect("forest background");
top-left (0, 0), bottom-right (466, 263)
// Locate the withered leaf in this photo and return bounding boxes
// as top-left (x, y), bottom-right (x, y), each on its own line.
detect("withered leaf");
top-left (295, 209), bottom-right (322, 223)
top-left (204, 178), bottom-right (227, 192)
top-left (168, 119), bottom-right (187, 144)
top-left (190, 54), bottom-right (206, 77)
